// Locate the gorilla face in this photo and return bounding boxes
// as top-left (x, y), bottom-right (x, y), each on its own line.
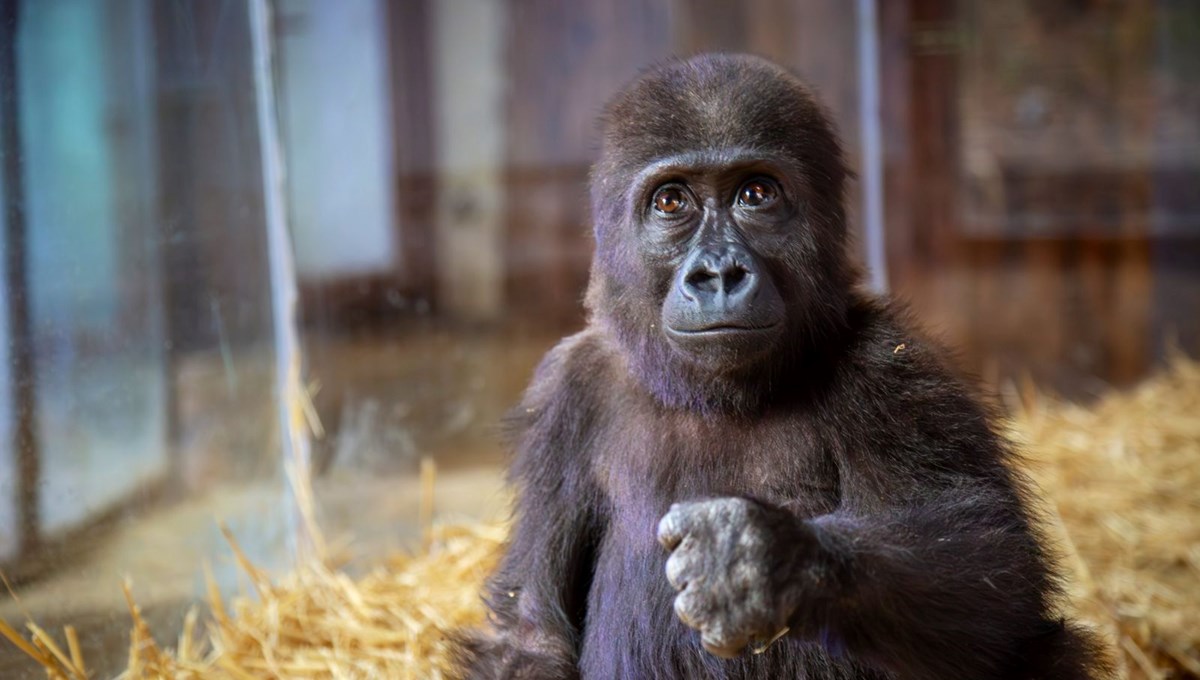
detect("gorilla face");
top-left (586, 54), bottom-right (854, 412)
top-left (639, 157), bottom-right (792, 370)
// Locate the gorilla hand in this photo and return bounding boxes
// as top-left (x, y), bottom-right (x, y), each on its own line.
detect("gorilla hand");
top-left (656, 498), bottom-right (816, 658)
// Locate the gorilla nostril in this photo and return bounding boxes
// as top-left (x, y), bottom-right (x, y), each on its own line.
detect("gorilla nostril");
top-left (686, 269), bottom-right (720, 293)
top-left (724, 266), bottom-right (748, 292)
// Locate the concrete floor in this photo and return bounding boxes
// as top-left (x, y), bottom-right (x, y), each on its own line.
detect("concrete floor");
top-left (0, 327), bottom-right (553, 677)
top-left (0, 465), bottom-right (511, 677)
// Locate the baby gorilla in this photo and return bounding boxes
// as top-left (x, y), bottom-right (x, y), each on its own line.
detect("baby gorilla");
top-left (458, 53), bottom-right (1109, 679)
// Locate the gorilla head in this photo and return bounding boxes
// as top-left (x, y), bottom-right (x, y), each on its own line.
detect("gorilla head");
top-left (585, 53), bottom-right (855, 413)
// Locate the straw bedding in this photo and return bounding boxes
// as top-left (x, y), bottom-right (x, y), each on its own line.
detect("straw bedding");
top-left (1010, 354), bottom-right (1200, 679)
top-left (3, 356), bottom-right (1198, 679)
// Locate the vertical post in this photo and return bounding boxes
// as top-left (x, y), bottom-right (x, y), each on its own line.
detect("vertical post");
top-left (248, 0), bottom-right (319, 562)
top-left (0, 0), bottom-right (41, 555)
top-left (857, 0), bottom-right (888, 293)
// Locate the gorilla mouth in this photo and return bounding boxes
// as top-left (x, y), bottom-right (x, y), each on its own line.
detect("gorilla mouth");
top-left (663, 322), bottom-right (785, 358)
top-left (663, 321), bottom-right (785, 369)
top-left (667, 323), bottom-right (780, 336)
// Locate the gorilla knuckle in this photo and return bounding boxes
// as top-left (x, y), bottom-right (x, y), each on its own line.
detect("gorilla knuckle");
top-left (664, 551), bottom-right (692, 590)
top-left (700, 625), bottom-right (750, 659)
top-left (673, 588), bottom-right (708, 628)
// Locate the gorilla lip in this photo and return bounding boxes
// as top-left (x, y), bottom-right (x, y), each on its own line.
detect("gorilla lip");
top-left (666, 323), bottom-right (780, 336)
top-left (663, 323), bottom-right (784, 359)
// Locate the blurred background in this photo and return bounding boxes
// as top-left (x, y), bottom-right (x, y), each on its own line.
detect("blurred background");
top-left (0, 0), bottom-right (1197, 675)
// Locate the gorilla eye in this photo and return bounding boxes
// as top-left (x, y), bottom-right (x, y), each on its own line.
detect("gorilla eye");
top-left (737, 178), bottom-right (779, 207)
top-left (652, 186), bottom-right (688, 215)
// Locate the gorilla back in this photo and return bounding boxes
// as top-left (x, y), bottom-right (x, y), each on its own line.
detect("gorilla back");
top-left (457, 53), bottom-right (1109, 680)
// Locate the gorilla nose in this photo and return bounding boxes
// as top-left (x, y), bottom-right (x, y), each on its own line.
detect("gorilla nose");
top-left (663, 242), bottom-right (784, 340)
top-left (682, 245), bottom-right (756, 303)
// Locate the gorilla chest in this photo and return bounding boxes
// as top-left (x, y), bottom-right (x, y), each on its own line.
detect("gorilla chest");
top-left (582, 414), bottom-right (845, 678)
top-left (592, 411), bottom-right (840, 548)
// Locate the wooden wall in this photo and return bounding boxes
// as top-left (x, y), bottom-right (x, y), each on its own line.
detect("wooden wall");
top-left (363, 0), bottom-right (1199, 390)
top-left (883, 0), bottom-right (1200, 392)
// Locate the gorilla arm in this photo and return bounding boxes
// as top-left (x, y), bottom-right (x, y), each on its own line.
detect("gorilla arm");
top-left (658, 358), bottom-right (1095, 679)
top-left (459, 340), bottom-right (605, 680)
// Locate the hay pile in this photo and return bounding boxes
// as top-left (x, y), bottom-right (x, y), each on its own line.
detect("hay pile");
top-left (1012, 354), bottom-right (1200, 678)
top-left (2, 356), bottom-right (1198, 679)
top-left (2, 521), bottom-right (505, 679)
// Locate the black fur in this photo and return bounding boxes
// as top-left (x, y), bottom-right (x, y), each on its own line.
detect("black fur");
top-left (456, 53), bottom-right (1110, 679)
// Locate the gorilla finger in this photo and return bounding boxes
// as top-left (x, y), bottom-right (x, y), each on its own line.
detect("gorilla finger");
top-left (672, 588), bottom-right (711, 630)
top-left (664, 545), bottom-right (699, 590)
top-left (701, 630), bottom-right (750, 659)
top-left (656, 503), bottom-right (700, 549)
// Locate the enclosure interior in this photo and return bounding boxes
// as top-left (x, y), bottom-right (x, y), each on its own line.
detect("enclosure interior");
top-left (0, 0), bottom-right (1197, 675)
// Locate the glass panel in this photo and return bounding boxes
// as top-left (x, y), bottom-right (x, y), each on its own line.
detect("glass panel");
top-left (0, 149), bottom-right (12, 567)
top-left (1, 0), bottom-right (287, 674)
top-left (18, 0), bottom-right (167, 535)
